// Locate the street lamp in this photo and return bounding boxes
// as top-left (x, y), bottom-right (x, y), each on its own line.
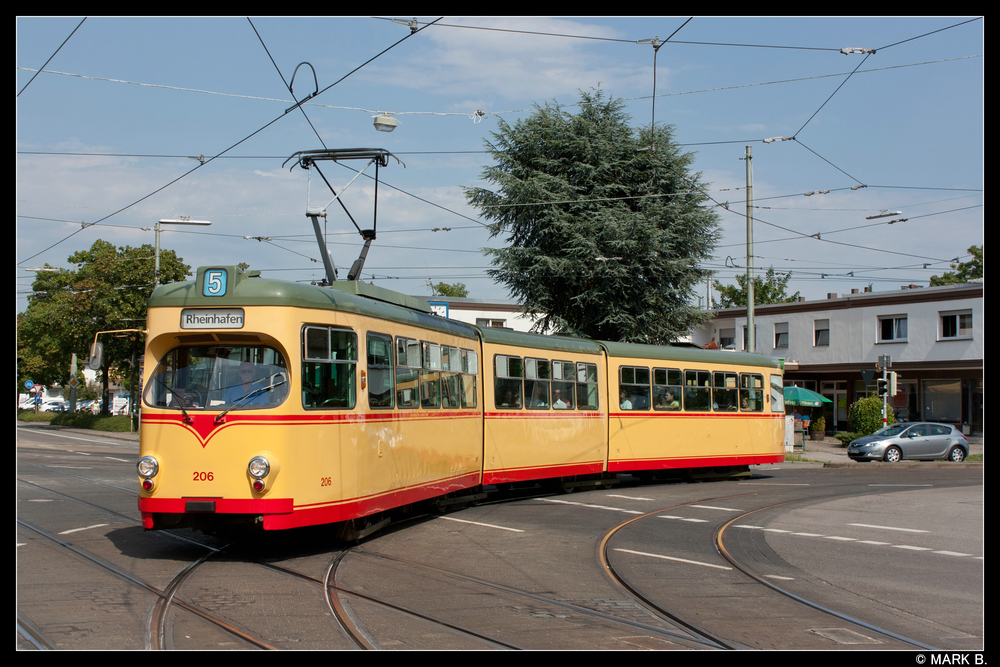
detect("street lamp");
top-left (155, 218), bottom-right (211, 285)
top-left (373, 114), bottom-right (398, 132)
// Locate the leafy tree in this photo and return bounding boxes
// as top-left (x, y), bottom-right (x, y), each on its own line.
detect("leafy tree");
top-left (432, 282), bottom-right (469, 298)
top-left (17, 240), bottom-right (190, 414)
top-left (712, 266), bottom-right (801, 309)
top-left (465, 90), bottom-right (719, 343)
top-left (848, 395), bottom-right (896, 435)
top-left (929, 245), bottom-right (983, 286)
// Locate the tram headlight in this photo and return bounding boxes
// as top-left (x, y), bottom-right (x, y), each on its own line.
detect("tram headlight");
top-left (137, 456), bottom-right (159, 479)
top-left (248, 456), bottom-right (270, 480)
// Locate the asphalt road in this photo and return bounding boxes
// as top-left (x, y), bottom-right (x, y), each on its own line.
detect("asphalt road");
top-left (17, 422), bottom-right (984, 651)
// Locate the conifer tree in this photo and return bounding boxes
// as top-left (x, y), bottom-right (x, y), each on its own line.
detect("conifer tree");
top-left (465, 90), bottom-right (719, 344)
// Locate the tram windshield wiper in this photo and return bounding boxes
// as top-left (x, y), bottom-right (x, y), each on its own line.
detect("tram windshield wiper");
top-left (152, 376), bottom-right (194, 424)
top-left (214, 373), bottom-right (287, 424)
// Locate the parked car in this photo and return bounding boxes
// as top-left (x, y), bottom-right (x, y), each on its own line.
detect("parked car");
top-left (848, 422), bottom-right (969, 463)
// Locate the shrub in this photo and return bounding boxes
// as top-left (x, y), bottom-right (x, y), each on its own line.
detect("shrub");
top-left (848, 396), bottom-right (896, 436)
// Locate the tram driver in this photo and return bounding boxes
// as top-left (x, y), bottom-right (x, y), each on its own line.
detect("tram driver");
top-left (224, 362), bottom-right (268, 406)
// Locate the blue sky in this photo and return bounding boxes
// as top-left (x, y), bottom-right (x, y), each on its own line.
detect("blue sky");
top-left (16, 16), bottom-right (983, 314)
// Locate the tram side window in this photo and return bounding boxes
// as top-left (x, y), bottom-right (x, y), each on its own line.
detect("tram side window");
top-left (420, 342), bottom-right (442, 409)
top-left (395, 337), bottom-right (420, 408)
top-left (494, 355), bottom-right (523, 409)
top-left (525, 358), bottom-right (550, 409)
top-left (684, 370), bottom-right (712, 411)
top-left (770, 374), bottom-right (784, 412)
top-left (576, 362), bottom-right (599, 410)
top-left (440, 345), bottom-right (461, 409)
top-left (741, 373), bottom-right (764, 412)
top-left (551, 360), bottom-right (575, 409)
top-left (653, 368), bottom-right (682, 411)
top-left (302, 326), bottom-right (357, 409)
top-left (461, 349), bottom-right (478, 409)
top-left (713, 372), bottom-right (739, 411)
top-left (367, 333), bottom-right (393, 409)
top-left (619, 366), bottom-right (650, 410)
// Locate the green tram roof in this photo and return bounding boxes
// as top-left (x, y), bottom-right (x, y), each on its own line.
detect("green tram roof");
top-left (598, 340), bottom-right (781, 370)
top-left (149, 268), bottom-right (479, 341)
top-left (151, 268), bottom-right (780, 370)
top-left (476, 326), bottom-right (604, 356)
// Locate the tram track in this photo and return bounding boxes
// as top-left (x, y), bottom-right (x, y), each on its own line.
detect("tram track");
top-left (16, 518), bottom-right (277, 649)
top-left (599, 489), bottom-right (951, 651)
top-left (714, 501), bottom-right (941, 650)
top-left (342, 547), bottom-right (714, 649)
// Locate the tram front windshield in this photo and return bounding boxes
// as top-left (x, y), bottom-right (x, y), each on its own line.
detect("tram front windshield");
top-left (144, 345), bottom-right (288, 411)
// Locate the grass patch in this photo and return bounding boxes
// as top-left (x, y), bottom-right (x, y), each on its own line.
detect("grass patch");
top-left (16, 409), bottom-right (57, 422)
top-left (781, 452), bottom-right (823, 463)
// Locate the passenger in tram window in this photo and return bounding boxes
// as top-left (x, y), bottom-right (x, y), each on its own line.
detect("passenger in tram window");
top-left (663, 391), bottom-right (680, 410)
top-left (553, 389), bottom-right (569, 409)
top-left (620, 390), bottom-right (632, 410)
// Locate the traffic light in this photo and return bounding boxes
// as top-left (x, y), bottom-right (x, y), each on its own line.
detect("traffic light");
top-left (877, 378), bottom-right (888, 397)
top-left (888, 371), bottom-right (898, 397)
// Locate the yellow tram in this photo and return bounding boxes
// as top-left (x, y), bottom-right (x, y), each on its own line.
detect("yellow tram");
top-left (136, 266), bottom-right (784, 533)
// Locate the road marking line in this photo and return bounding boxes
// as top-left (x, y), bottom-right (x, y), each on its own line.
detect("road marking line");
top-left (657, 515), bottom-right (709, 523)
top-left (765, 574), bottom-right (795, 580)
top-left (16, 429), bottom-right (128, 445)
top-left (58, 523), bottom-right (108, 535)
top-left (690, 505), bottom-right (741, 512)
top-left (791, 532), bottom-right (825, 537)
top-left (892, 545), bottom-right (933, 551)
top-left (848, 523), bottom-right (929, 533)
top-left (857, 540), bottom-right (891, 545)
top-left (436, 516), bottom-right (524, 532)
top-left (105, 457), bottom-right (130, 462)
top-left (606, 494), bottom-right (655, 501)
top-left (614, 548), bottom-right (731, 570)
top-left (542, 498), bottom-right (643, 514)
top-left (824, 536), bottom-right (858, 541)
top-left (932, 551), bottom-right (972, 557)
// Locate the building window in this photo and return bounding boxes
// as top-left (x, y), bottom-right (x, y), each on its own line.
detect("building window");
top-left (719, 328), bottom-right (736, 350)
top-left (476, 318), bottom-right (506, 328)
top-left (814, 319), bottom-right (829, 346)
top-left (940, 311), bottom-right (973, 340)
top-left (774, 322), bottom-right (789, 349)
top-left (878, 315), bottom-right (907, 343)
top-left (742, 325), bottom-right (758, 351)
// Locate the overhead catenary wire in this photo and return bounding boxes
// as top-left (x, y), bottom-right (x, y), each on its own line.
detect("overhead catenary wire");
top-left (15, 17), bottom-right (981, 303)
top-left (15, 18), bottom-right (442, 268)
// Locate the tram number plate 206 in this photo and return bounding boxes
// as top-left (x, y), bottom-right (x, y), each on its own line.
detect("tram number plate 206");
top-left (193, 471), bottom-right (215, 481)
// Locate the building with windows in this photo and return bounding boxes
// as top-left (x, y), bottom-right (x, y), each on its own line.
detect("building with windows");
top-left (428, 296), bottom-right (539, 332)
top-left (691, 282), bottom-right (983, 435)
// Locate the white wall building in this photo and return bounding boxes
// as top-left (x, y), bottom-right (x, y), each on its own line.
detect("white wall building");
top-left (693, 282), bottom-right (983, 434)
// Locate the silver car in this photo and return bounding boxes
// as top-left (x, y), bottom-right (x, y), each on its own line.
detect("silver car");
top-left (848, 422), bottom-right (969, 463)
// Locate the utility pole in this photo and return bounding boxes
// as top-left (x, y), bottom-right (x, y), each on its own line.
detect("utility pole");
top-left (745, 145), bottom-right (755, 352)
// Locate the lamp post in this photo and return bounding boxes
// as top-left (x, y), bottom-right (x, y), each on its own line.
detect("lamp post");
top-left (155, 218), bottom-right (211, 285)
